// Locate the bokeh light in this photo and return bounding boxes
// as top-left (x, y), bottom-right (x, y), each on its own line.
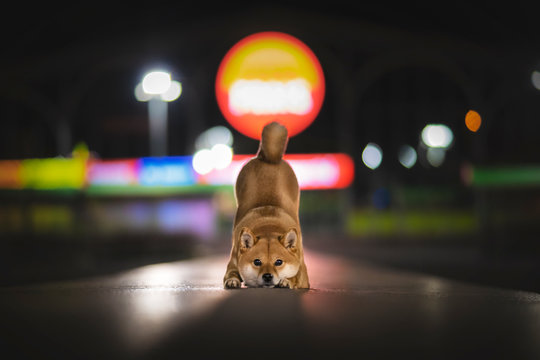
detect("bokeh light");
top-left (142, 71), bottom-right (171, 95)
top-left (134, 83), bottom-right (153, 102)
top-left (160, 80), bottom-right (182, 102)
top-left (193, 126), bottom-right (234, 175)
top-left (192, 145), bottom-right (233, 175)
top-left (195, 126), bottom-right (233, 150)
top-left (192, 149), bottom-right (214, 175)
top-left (465, 110), bottom-right (482, 132)
top-left (426, 148), bottom-right (446, 167)
top-left (531, 70), bottom-right (540, 90)
top-left (421, 124), bottom-right (453, 148)
top-left (216, 31), bottom-right (325, 139)
top-left (139, 157), bottom-right (196, 186)
top-left (372, 187), bottom-right (391, 209)
top-left (211, 144), bottom-right (233, 170)
top-left (398, 145), bottom-right (417, 169)
top-left (362, 143), bottom-right (383, 170)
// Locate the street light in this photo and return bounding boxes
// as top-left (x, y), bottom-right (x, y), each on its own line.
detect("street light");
top-left (135, 71), bottom-right (182, 157)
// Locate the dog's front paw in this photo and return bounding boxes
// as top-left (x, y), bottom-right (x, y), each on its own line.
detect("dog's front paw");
top-left (277, 278), bottom-right (295, 289)
top-left (224, 277), bottom-right (242, 289)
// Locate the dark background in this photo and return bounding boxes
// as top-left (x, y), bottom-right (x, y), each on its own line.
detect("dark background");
top-left (4, 2), bottom-right (540, 161)
top-left (1, 2), bottom-right (540, 291)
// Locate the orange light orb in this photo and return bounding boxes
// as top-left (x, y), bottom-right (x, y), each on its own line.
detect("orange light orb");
top-left (216, 32), bottom-right (325, 139)
top-left (465, 110), bottom-right (482, 132)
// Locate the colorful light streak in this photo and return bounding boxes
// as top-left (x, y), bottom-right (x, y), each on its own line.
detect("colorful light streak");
top-left (0, 160), bottom-right (22, 189)
top-left (0, 153), bottom-right (354, 194)
top-left (139, 157), bottom-right (196, 186)
top-left (87, 159), bottom-right (139, 186)
top-left (464, 165), bottom-right (540, 188)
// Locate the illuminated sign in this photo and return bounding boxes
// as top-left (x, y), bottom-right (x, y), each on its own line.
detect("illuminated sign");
top-left (286, 154), bottom-right (354, 190)
top-left (0, 154), bottom-right (354, 193)
top-left (139, 157), bottom-right (196, 186)
top-left (0, 160), bottom-right (22, 188)
top-left (87, 159), bottom-right (139, 186)
top-left (199, 154), bottom-right (354, 190)
top-left (197, 155), bottom-right (251, 186)
top-left (20, 158), bottom-right (86, 190)
top-left (216, 32), bottom-right (325, 139)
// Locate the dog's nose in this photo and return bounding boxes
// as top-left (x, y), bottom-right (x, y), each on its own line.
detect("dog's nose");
top-left (262, 273), bottom-right (273, 282)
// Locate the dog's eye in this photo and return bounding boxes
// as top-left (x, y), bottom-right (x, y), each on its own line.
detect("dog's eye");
top-left (274, 259), bottom-right (283, 266)
top-left (253, 259), bottom-right (262, 266)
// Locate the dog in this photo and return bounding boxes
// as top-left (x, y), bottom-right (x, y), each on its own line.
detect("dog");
top-left (223, 122), bottom-right (309, 289)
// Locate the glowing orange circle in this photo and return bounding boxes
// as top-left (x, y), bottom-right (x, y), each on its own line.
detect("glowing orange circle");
top-left (216, 32), bottom-right (325, 139)
top-left (465, 110), bottom-right (482, 132)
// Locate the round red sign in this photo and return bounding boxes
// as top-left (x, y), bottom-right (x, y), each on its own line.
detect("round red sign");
top-left (216, 32), bottom-right (325, 139)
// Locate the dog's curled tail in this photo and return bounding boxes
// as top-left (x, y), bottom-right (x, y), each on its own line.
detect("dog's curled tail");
top-left (257, 122), bottom-right (289, 164)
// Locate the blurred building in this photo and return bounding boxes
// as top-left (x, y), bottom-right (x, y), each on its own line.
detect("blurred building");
top-left (1, 3), bottom-right (540, 265)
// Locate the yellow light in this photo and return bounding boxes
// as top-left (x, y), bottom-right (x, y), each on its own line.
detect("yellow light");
top-left (31, 205), bottom-right (73, 233)
top-left (72, 142), bottom-right (90, 159)
top-left (21, 158), bottom-right (86, 189)
top-left (465, 110), bottom-right (482, 132)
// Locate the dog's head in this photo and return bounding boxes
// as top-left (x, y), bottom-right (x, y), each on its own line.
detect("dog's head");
top-left (237, 227), bottom-right (301, 288)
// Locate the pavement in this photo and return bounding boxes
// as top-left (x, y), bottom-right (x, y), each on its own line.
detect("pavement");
top-left (1, 250), bottom-right (539, 360)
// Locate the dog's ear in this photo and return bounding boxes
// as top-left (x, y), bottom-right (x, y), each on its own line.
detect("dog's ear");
top-left (282, 229), bottom-right (298, 249)
top-left (239, 228), bottom-right (255, 250)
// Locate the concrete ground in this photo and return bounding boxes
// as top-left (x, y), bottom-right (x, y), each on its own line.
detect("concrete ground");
top-left (1, 249), bottom-right (539, 360)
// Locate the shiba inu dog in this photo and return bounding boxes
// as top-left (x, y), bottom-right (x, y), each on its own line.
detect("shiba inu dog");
top-left (223, 122), bottom-right (309, 289)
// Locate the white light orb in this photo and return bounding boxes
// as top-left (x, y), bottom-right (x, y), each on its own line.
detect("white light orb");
top-left (426, 148), bottom-right (446, 167)
top-left (160, 81), bottom-right (182, 102)
top-left (192, 149), bottom-right (214, 175)
top-left (142, 71), bottom-right (171, 95)
top-left (211, 144), bottom-right (233, 170)
top-left (195, 126), bottom-right (234, 150)
top-left (421, 124), bottom-right (453, 148)
top-left (134, 83), bottom-right (153, 102)
top-left (206, 126), bottom-right (233, 147)
top-left (398, 145), bottom-right (417, 169)
top-left (362, 143), bottom-right (383, 170)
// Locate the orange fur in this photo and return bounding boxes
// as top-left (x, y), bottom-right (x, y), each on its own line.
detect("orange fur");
top-left (223, 122), bottom-right (309, 289)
